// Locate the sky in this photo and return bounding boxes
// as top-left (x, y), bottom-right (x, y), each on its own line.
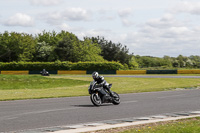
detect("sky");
top-left (1, 0), bottom-right (200, 57)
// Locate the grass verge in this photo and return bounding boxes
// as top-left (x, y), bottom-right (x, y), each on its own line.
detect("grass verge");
top-left (0, 74), bottom-right (200, 101)
top-left (87, 117), bottom-right (200, 133)
top-left (0, 74), bottom-right (89, 100)
top-left (50, 75), bottom-right (200, 93)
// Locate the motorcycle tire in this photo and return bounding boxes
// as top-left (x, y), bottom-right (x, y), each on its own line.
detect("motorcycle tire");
top-left (90, 93), bottom-right (102, 106)
top-left (112, 92), bottom-right (120, 105)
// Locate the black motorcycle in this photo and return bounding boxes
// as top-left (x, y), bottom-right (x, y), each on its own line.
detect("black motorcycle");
top-left (40, 69), bottom-right (49, 76)
top-left (88, 81), bottom-right (120, 106)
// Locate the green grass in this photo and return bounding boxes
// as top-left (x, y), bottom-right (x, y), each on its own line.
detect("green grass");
top-left (0, 74), bottom-right (89, 90)
top-left (120, 117), bottom-right (200, 133)
top-left (0, 74), bottom-right (90, 100)
top-left (0, 74), bottom-right (200, 101)
top-left (50, 75), bottom-right (200, 93)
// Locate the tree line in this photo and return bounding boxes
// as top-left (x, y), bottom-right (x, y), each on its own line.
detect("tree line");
top-left (134, 55), bottom-right (200, 69)
top-left (0, 30), bottom-right (200, 69)
top-left (0, 31), bottom-right (131, 63)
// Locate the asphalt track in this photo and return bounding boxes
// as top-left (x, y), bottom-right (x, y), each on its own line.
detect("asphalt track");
top-left (0, 89), bottom-right (200, 132)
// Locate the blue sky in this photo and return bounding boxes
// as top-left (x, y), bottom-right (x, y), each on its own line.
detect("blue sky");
top-left (1, 0), bottom-right (200, 57)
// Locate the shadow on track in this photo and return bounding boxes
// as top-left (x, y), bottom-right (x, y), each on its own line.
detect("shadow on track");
top-left (72, 104), bottom-right (113, 107)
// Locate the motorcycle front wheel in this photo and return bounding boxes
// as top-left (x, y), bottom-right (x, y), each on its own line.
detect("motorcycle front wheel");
top-left (112, 92), bottom-right (120, 105)
top-left (90, 93), bottom-right (102, 106)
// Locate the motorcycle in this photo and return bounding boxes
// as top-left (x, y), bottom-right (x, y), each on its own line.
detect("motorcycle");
top-left (88, 81), bottom-right (120, 106)
top-left (40, 69), bottom-right (49, 76)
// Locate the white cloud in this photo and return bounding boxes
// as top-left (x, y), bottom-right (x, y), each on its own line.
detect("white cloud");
top-left (56, 24), bottom-right (113, 40)
top-left (62, 8), bottom-right (91, 21)
top-left (169, 27), bottom-right (190, 35)
top-left (116, 12), bottom-right (200, 57)
top-left (40, 8), bottom-right (91, 24)
top-left (57, 23), bottom-right (71, 30)
top-left (146, 13), bottom-right (183, 28)
top-left (121, 18), bottom-right (134, 27)
top-left (98, 9), bottom-right (116, 21)
top-left (30, 0), bottom-right (63, 6)
top-left (118, 8), bottom-right (134, 27)
top-left (118, 8), bottom-right (133, 18)
top-left (172, 1), bottom-right (200, 15)
top-left (57, 23), bottom-right (83, 32)
top-left (42, 11), bottom-right (62, 24)
top-left (75, 28), bottom-right (114, 41)
top-left (4, 13), bottom-right (34, 27)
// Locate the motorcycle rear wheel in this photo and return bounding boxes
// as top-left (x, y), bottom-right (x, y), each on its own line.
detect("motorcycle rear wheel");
top-left (90, 93), bottom-right (102, 106)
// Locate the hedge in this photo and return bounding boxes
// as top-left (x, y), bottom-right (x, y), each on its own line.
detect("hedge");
top-left (0, 62), bottom-right (72, 70)
top-left (0, 61), bottom-right (123, 71)
top-left (71, 62), bottom-right (123, 70)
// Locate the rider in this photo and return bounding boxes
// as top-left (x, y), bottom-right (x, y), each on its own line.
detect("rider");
top-left (92, 71), bottom-right (114, 97)
top-left (40, 69), bottom-right (49, 76)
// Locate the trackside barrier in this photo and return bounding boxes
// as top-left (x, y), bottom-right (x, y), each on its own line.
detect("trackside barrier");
top-left (116, 70), bottom-right (146, 74)
top-left (29, 70), bottom-right (57, 74)
top-left (58, 70), bottom-right (86, 74)
top-left (147, 70), bottom-right (177, 74)
top-left (1, 71), bottom-right (29, 75)
top-left (178, 70), bottom-right (200, 74)
top-left (0, 70), bottom-right (200, 75)
top-left (86, 70), bottom-right (116, 74)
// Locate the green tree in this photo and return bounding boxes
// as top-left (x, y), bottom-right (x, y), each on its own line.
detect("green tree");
top-left (37, 30), bottom-right (58, 46)
top-left (18, 33), bottom-right (36, 61)
top-left (54, 32), bottom-right (78, 61)
top-left (88, 36), bottom-right (131, 64)
top-left (189, 55), bottom-right (200, 68)
top-left (36, 30), bottom-right (80, 62)
top-left (54, 33), bottom-right (104, 62)
top-left (77, 38), bottom-right (104, 62)
top-left (135, 56), bottom-right (172, 68)
top-left (0, 31), bottom-right (36, 62)
top-left (163, 56), bottom-right (172, 67)
top-left (128, 56), bottom-right (139, 69)
top-left (177, 55), bottom-right (186, 67)
top-left (0, 32), bottom-right (11, 62)
top-left (33, 41), bottom-right (54, 61)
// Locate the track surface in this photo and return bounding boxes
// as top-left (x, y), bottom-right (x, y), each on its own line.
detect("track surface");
top-left (0, 89), bottom-right (200, 132)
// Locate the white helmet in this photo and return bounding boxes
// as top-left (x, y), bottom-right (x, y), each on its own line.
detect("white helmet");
top-left (92, 71), bottom-right (99, 79)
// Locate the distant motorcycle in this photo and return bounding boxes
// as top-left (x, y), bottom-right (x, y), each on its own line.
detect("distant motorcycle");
top-left (40, 69), bottom-right (49, 76)
top-left (88, 81), bottom-right (120, 106)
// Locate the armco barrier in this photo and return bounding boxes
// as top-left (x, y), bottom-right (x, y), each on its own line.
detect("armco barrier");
top-left (86, 70), bottom-right (116, 74)
top-left (0, 70), bottom-right (200, 75)
top-left (178, 70), bottom-right (200, 74)
top-left (116, 70), bottom-right (146, 74)
top-left (1, 71), bottom-right (29, 75)
top-left (29, 70), bottom-right (57, 74)
top-left (58, 70), bottom-right (86, 74)
top-left (147, 70), bottom-right (177, 74)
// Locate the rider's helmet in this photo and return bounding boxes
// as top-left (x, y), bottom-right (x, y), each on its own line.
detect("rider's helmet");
top-left (92, 71), bottom-right (99, 80)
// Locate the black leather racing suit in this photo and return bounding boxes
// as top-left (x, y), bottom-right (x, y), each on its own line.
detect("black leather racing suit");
top-left (94, 76), bottom-right (111, 95)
